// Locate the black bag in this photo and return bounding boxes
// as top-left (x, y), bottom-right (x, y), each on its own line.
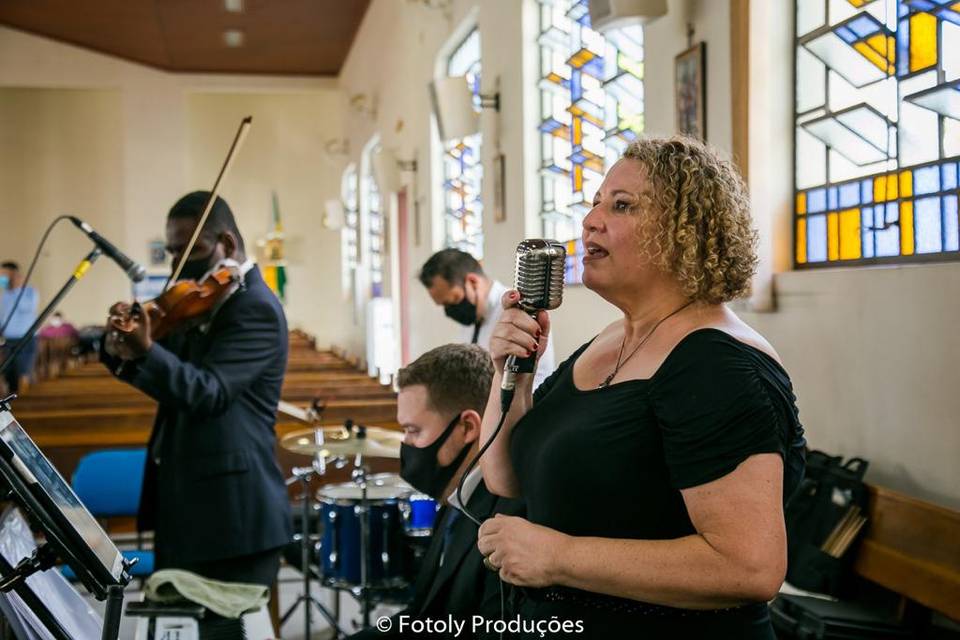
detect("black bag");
top-left (771, 594), bottom-right (913, 639)
top-left (784, 450), bottom-right (869, 596)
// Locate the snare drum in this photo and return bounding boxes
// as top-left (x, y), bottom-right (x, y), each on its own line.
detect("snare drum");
top-left (316, 482), bottom-right (408, 589)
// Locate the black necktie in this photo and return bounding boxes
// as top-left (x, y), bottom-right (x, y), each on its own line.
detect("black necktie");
top-left (470, 322), bottom-right (481, 344)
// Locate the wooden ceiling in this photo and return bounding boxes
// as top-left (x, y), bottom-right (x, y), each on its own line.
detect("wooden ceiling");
top-left (0, 0), bottom-right (370, 76)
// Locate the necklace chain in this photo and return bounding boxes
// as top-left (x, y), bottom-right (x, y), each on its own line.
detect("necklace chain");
top-left (598, 301), bottom-right (694, 388)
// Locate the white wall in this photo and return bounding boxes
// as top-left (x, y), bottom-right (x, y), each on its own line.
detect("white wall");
top-left (0, 26), bottom-right (347, 348)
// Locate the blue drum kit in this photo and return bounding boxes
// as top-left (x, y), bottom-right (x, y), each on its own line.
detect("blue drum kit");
top-left (279, 421), bottom-right (438, 637)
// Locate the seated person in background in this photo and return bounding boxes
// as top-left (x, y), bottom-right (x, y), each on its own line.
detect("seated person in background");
top-left (418, 249), bottom-right (556, 390)
top-left (0, 261), bottom-right (40, 394)
top-left (38, 312), bottom-right (80, 340)
top-left (350, 343), bottom-right (523, 639)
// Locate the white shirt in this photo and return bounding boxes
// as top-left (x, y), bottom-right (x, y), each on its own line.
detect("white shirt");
top-left (447, 464), bottom-right (483, 513)
top-left (459, 279), bottom-right (556, 391)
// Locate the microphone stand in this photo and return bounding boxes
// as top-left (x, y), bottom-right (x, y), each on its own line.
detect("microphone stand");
top-left (0, 247), bottom-right (102, 379)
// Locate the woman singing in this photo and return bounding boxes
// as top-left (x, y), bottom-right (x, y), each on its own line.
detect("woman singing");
top-left (476, 137), bottom-right (806, 638)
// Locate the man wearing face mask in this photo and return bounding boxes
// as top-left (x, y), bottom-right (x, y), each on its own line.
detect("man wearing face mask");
top-left (100, 191), bottom-right (292, 588)
top-left (350, 343), bottom-right (523, 639)
top-left (0, 261), bottom-right (40, 394)
top-left (418, 249), bottom-right (555, 390)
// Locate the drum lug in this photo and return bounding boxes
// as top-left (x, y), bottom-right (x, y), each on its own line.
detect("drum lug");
top-left (327, 509), bottom-right (338, 569)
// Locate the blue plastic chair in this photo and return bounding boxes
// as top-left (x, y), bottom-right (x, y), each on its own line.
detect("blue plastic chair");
top-left (65, 448), bottom-right (154, 579)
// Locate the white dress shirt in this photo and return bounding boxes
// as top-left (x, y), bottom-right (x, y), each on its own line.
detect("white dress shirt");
top-left (459, 279), bottom-right (556, 391)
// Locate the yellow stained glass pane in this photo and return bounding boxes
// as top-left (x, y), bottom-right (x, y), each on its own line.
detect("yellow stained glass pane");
top-left (573, 165), bottom-right (584, 192)
top-left (874, 174), bottom-right (898, 202)
top-left (866, 34), bottom-right (896, 66)
top-left (909, 12), bottom-right (937, 72)
top-left (899, 170), bottom-right (913, 198)
top-left (854, 41), bottom-right (893, 74)
top-left (797, 192), bottom-right (807, 215)
top-left (901, 201), bottom-right (914, 255)
top-left (953, 1), bottom-right (960, 11)
top-left (572, 117), bottom-right (582, 145)
top-left (828, 212), bottom-right (840, 261)
top-left (797, 218), bottom-right (807, 264)
top-left (839, 208), bottom-right (862, 260)
top-left (568, 48), bottom-right (596, 69)
top-left (847, 0), bottom-right (868, 6)
top-left (546, 71), bottom-right (565, 85)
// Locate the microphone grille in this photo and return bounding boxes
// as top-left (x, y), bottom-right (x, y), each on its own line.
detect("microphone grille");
top-left (515, 239), bottom-right (566, 311)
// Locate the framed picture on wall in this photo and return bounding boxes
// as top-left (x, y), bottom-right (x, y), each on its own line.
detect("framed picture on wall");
top-left (675, 42), bottom-right (706, 139)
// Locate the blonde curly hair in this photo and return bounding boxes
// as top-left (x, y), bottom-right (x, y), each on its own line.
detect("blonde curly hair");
top-left (620, 136), bottom-right (758, 304)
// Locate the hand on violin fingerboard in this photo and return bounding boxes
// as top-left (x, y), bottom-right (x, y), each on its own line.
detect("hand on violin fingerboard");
top-left (106, 302), bottom-right (153, 361)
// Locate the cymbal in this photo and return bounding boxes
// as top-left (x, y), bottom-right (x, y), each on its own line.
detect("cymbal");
top-left (280, 425), bottom-right (402, 459)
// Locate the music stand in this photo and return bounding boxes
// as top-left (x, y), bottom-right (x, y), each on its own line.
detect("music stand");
top-left (0, 397), bottom-right (133, 640)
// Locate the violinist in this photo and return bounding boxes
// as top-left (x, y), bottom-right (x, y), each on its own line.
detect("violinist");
top-left (101, 191), bottom-right (293, 588)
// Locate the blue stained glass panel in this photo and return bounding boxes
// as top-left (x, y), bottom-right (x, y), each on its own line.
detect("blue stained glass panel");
top-left (862, 208), bottom-right (876, 258)
top-left (808, 188), bottom-right (827, 213)
top-left (837, 26), bottom-right (859, 43)
top-left (914, 165), bottom-right (941, 195)
top-left (828, 186), bottom-right (839, 210)
top-left (847, 15), bottom-right (879, 38)
top-left (840, 182), bottom-right (860, 207)
top-left (943, 163), bottom-right (958, 190)
top-left (807, 215), bottom-right (828, 262)
top-left (861, 179), bottom-right (874, 204)
top-left (915, 197), bottom-right (943, 253)
top-left (896, 18), bottom-right (910, 77)
top-left (944, 195), bottom-right (959, 251)
top-left (875, 204), bottom-right (901, 257)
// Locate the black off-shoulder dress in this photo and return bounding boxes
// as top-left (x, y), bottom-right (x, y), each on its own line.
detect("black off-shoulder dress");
top-left (508, 328), bottom-right (807, 639)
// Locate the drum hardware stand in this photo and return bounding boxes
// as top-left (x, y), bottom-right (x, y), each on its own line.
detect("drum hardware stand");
top-left (281, 446), bottom-right (347, 639)
top-left (350, 453), bottom-right (375, 631)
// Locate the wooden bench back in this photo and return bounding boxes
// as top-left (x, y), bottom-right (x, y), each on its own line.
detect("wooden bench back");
top-left (853, 484), bottom-right (960, 621)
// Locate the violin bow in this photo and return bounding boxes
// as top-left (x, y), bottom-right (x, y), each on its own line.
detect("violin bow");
top-left (165, 116), bottom-right (253, 289)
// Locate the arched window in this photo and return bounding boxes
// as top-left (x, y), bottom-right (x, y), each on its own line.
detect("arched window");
top-left (341, 164), bottom-right (359, 295)
top-left (794, 0), bottom-right (960, 267)
top-left (363, 144), bottom-right (385, 298)
top-left (537, 0), bottom-right (644, 284)
top-left (442, 28), bottom-right (484, 258)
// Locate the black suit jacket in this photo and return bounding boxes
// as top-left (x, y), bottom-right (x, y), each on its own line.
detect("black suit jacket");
top-left (103, 266), bottom-right (293, 566)
top-left (351, 480), bottom-right (524, 640)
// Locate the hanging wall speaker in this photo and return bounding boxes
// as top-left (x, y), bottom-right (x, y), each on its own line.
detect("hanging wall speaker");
top-left (428, 76), bottom-right (480, 142)
top-left (372, 146), bottom-right (402, 194)
top-left (588, 0), bottom-right (667, 32)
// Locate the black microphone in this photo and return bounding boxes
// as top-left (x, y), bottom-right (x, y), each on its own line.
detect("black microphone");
top-left (68, 216), bottom-right (146, 282)
top-left (500, 239), bottom-right (566, 411)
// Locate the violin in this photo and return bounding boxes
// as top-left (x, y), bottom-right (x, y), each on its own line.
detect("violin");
top-left (111, 267), bottom-right (241, 340)
top-left (109, 117), bottom-right (252, 343)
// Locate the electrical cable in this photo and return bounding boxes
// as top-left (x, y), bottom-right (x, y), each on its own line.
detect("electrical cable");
top-left (0, 216), bottom-right (72, 341)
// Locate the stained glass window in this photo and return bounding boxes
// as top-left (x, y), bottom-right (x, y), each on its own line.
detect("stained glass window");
top-left (795, 0), bottom-right (960, 267)
top-left (341, 164), bottom-right (359, 295)
top-left (538, 0), bottom-right (644, 284)
top-left (443, 28), bottom-right (484, 258)
top-left (363, 147), bottom-right (385, 298)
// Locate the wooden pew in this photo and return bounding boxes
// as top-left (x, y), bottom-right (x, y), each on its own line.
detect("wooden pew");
top-left (14, 336), bottom-right (399, 499)
top-left (852, 484), bottom-right (960, 623)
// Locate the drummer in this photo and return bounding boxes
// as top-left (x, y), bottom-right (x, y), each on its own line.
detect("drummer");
top-left (350, 343), bottom-right (523, 639)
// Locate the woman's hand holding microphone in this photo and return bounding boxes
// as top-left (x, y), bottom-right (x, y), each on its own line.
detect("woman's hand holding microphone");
top-left (488, 289), bottom-right (551, 375)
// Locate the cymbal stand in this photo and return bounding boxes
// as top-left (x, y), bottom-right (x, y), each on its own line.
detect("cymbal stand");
top-left (280, 441), bottom-right (346, 639)
top-left (351, 454), bottom-right (374, 630)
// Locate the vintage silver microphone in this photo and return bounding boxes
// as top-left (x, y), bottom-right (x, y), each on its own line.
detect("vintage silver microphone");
top-left (500, 239), bottom-right (566, 411)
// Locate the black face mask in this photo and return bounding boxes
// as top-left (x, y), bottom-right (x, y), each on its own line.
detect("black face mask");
top-left (400, 414), bottom-right (472, 500)
top-left (443, 282), bottom-right (478, 326)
